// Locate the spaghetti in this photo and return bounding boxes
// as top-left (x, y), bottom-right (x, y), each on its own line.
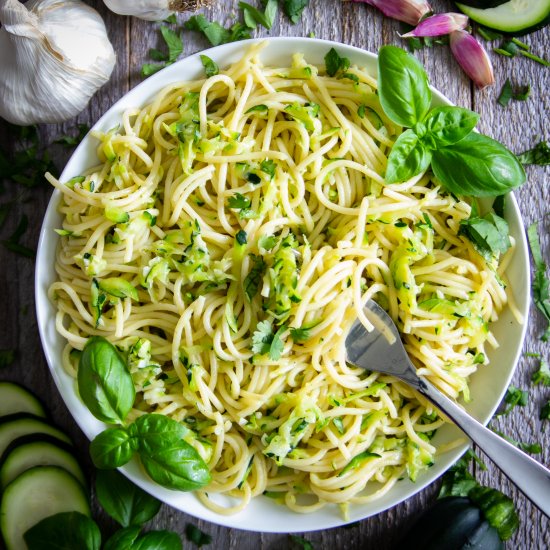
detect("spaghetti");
top-left (47, 42), bottom-right (517, 516)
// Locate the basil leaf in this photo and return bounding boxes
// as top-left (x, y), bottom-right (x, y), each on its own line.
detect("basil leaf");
top-left (431, 133), bottom-right (526, 197)
top-left (239, 0), bottom-right (278, 30)
top-left (132, 530), bottom-right (183, 550)
top-left (133, 414), bottom-right (211, 491)
top-left (385, 129), bottom-right (432, 183)
top-left (378, 45), bottom-right (431, 128)
top-left (527, 222), bottom-right (550, 341)
top-left (185, 15), bottom-right (251, 46)
top-left (281, 0), bottom-right (309, 23)
top-left (423, 106), bottom-right (479, 147)
top-left (324, 47), bottom-right (350, 77)
top-left (160, 26), bottom-right (183, 64)
top-left (185, 524), bottom-right (212, 547)
top-left (78, 336), bottom-right (135, 424)
top-left (459, 212), bottom-right (511, 260)
top-left (200, 55), bottom-right (219, 78)
top-left (24, 512), bottom-right (101, 550)
top-left (90, 426), bottom-right (137, 469)
top-left (138, 441), bottom-right (211, 491)
top-left (95, 469), bottom-right (161, 527)
top-left (103, 526), bottom-right (141, 550)
top-left (244, 254), bottom-right (266, 301)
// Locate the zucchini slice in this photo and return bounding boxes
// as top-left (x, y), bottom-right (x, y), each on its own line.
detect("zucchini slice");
top-left (456, 0), bottom-right (550, 35)
top-left (0, 434), bottom-right (86, 490)
top-left (0, 414), bottom-right (71, 458)
top-left (0, 382), bottom-right (46, 419)
top-left (0, 466), bottom-right (90, 550)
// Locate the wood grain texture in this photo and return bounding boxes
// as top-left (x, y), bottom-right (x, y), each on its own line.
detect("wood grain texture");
top-left (0, 0), bottom-right (549, 548)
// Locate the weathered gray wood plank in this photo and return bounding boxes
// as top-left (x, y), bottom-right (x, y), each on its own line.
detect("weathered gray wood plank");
top-left (0, 0), bottom-right (548, 548)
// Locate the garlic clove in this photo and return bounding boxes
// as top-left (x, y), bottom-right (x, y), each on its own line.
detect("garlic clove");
top-left (349, 0), bottom-right (432, 26)
top-left (400, 13), bottom-right (469, 38)
top-left (0, 0), bottom-right (116, 126)
top-left (102, 0), bottom-right (211, 21)
top-left (450, 30), bottom-right (495, 90)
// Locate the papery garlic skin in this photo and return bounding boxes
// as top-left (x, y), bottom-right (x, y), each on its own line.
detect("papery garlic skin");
top-left (103, 0), bottom-right (209, 21)
top-left (401, 13), bottom-right (469, 38)
top-left (450, 30), bottom-right (495, 90)
top-left (350, 0), bottom-right (432, 26)
top-left (0, 0), bottom-right (116, 126)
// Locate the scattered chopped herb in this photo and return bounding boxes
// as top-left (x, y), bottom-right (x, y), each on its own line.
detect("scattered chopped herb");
top-left (324, 47), bottom-right (350, 78)
top-left (246, 104), bottom-right (269, 115)
top-left (500, 385), bottom-right (528, 414)
top-left (185, 15), bottom-right (251, 46)
top-left (541, 401), bottom-right (550, 420)
top-left (185, 524), bottom-right (211, 547)
top-left (54, 124), bottom-right (90, 147)
top-left (163, 14), bottom-right (177, 24)
top-left (518, 140), bottom-right (550, 166)
top-left (492, 428), bottom-right (541, 453)
top-left (459, 211), bottom-right (510, 261)
top-left (527, 222), bottom-right (550, 341)
top-left (236, 229), bottom-right (248, 245)
top-left (476, 26), bottom-right (503, 41)
top-left (228, 193), bottom-right (251, 210)
top-left (497, 78), bottom-right (530, 107)
top-left (251, 320), bottom-right (286, 360)
top-left (2, 214), bottom-right (35, 258)
top-left (332, 417), bottom-right (345, 434)
top-left (260, 159), bottom-right (276, 179)
top-left (494, 38), bottom-right (549, 66)
top-left (289, 534), bottom-right (314, 550)
top-left (0, 349), bottom-right (15, 368)
top-left (240, 0), bottom-right (278, 30)
top-left (281, 0), bottom-right (309, 24)
top-left (200, 54), bottom-right (219, 78)
top-left (243, 254), bottom-right (266, 300)
top-left (532, 357), bottom-right (550, 386)
top-left (142, 26), bottom-right (184, 77)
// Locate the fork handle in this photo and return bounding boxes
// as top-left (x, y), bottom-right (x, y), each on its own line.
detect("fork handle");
top-left (415, 376), bottom-right (550, 517)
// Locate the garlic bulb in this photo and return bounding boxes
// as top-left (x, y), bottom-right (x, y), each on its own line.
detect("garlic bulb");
top-left (0, 0), bottom-right (116, 125)
top-left (103, 0), bottom-right (210, 21)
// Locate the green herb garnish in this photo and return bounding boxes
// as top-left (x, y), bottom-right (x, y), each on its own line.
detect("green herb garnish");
top-left (185, 15), bottom-right (251, 46)
top-left (527, 222), bottom-right (550, 341)
top-left (185, 524), bottom-right (212, 547)
top-left (281, 0), bottom-right (309, 23)
top-left (518, 141), bottom-right (550, 166)
top-left (200, 54), bottom-right (219, 78)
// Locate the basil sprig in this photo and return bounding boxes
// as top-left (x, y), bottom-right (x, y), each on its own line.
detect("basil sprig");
top-left (78, 337), bottom-right (211, 492)
top-left (377, 46), bottom-right (526, 197)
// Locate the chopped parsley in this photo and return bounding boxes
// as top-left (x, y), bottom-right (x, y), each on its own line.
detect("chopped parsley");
top-left (518, 140), bottom-right (550, 166)
top-left (251, 320), bottom-right (285, 360)
top-left (185, 15), bottom-right (251, 46)
top-left (500, 385), bottom-right (528, 415)
top-left (289, 534), bottom-right (314, 550)
top-left (281, 0), bottom-right (309, 24)
top-left (497, 78), bottom-right (530, 107)
top-left (200, 54), bottom-right (219, 78)
top-left (142, 26), bottom-right (183, 76)
top-left (532, 357), bottom-right (550, 386)
top-left (527, 222), bottom-right (550, 341)
top-left (240, 0), bottom-right (278, 30)
top-left (185, 524), bottom-right (212, 547)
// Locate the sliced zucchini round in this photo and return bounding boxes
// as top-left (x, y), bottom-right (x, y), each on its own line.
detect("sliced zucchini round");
top-left (0, 414), bottom-right (71, 458)
top-left (456, 0), bottom-right (550, 35)
top-left (0, 382), bottom-right (46, 419)
top-left (0, 466), bottom-right (90, 550)
top-left (0, 434), bottom-right (86, 490)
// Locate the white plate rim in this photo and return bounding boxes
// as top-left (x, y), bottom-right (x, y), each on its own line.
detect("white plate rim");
top-left (35, 36), bottom-right (531, 533)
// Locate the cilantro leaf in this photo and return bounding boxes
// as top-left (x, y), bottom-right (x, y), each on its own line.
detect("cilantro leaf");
top-left (239, 0), bottom-right (278, 30)
top-left (324, 47), bottom-right (350, 78)
top-left (459, 212), bottom-right (511, 260)
top-left (518, 140), bottom-right (550, 166)
top-left (281, 0), bottom-right (309, 24)
top-left (185, 15), bottom-right (251, 46)
top-left (160, 26), bottom-right (183, 63)
top-left (527, 222), bottom-right (550, 341)
top-left (532, 357), bottom-right (550, 385)
top-left (185, 524), bottom-right (211, 547)
top-left (251, 320), bottom-right (285, 360)
top-left (200, 55), bottom-right (219, 78)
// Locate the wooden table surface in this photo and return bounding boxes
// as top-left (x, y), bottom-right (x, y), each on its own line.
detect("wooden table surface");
top-left (0, 0), bottom-right (549, 548)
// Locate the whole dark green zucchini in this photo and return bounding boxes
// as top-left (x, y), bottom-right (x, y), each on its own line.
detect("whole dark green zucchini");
top-left (400, 496), bottom-right (503, 550)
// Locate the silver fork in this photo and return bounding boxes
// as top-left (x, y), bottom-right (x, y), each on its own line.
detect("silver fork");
top-left (345, 299), bottom-right (550, 516)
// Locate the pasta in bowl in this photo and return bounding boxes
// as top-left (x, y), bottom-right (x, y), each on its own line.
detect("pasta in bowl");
top-left (35, 38), bottom-right (529, 532)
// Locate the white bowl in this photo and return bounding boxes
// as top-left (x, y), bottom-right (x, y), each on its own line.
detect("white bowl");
top-left (35, 37), bottom-right (530, 533)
